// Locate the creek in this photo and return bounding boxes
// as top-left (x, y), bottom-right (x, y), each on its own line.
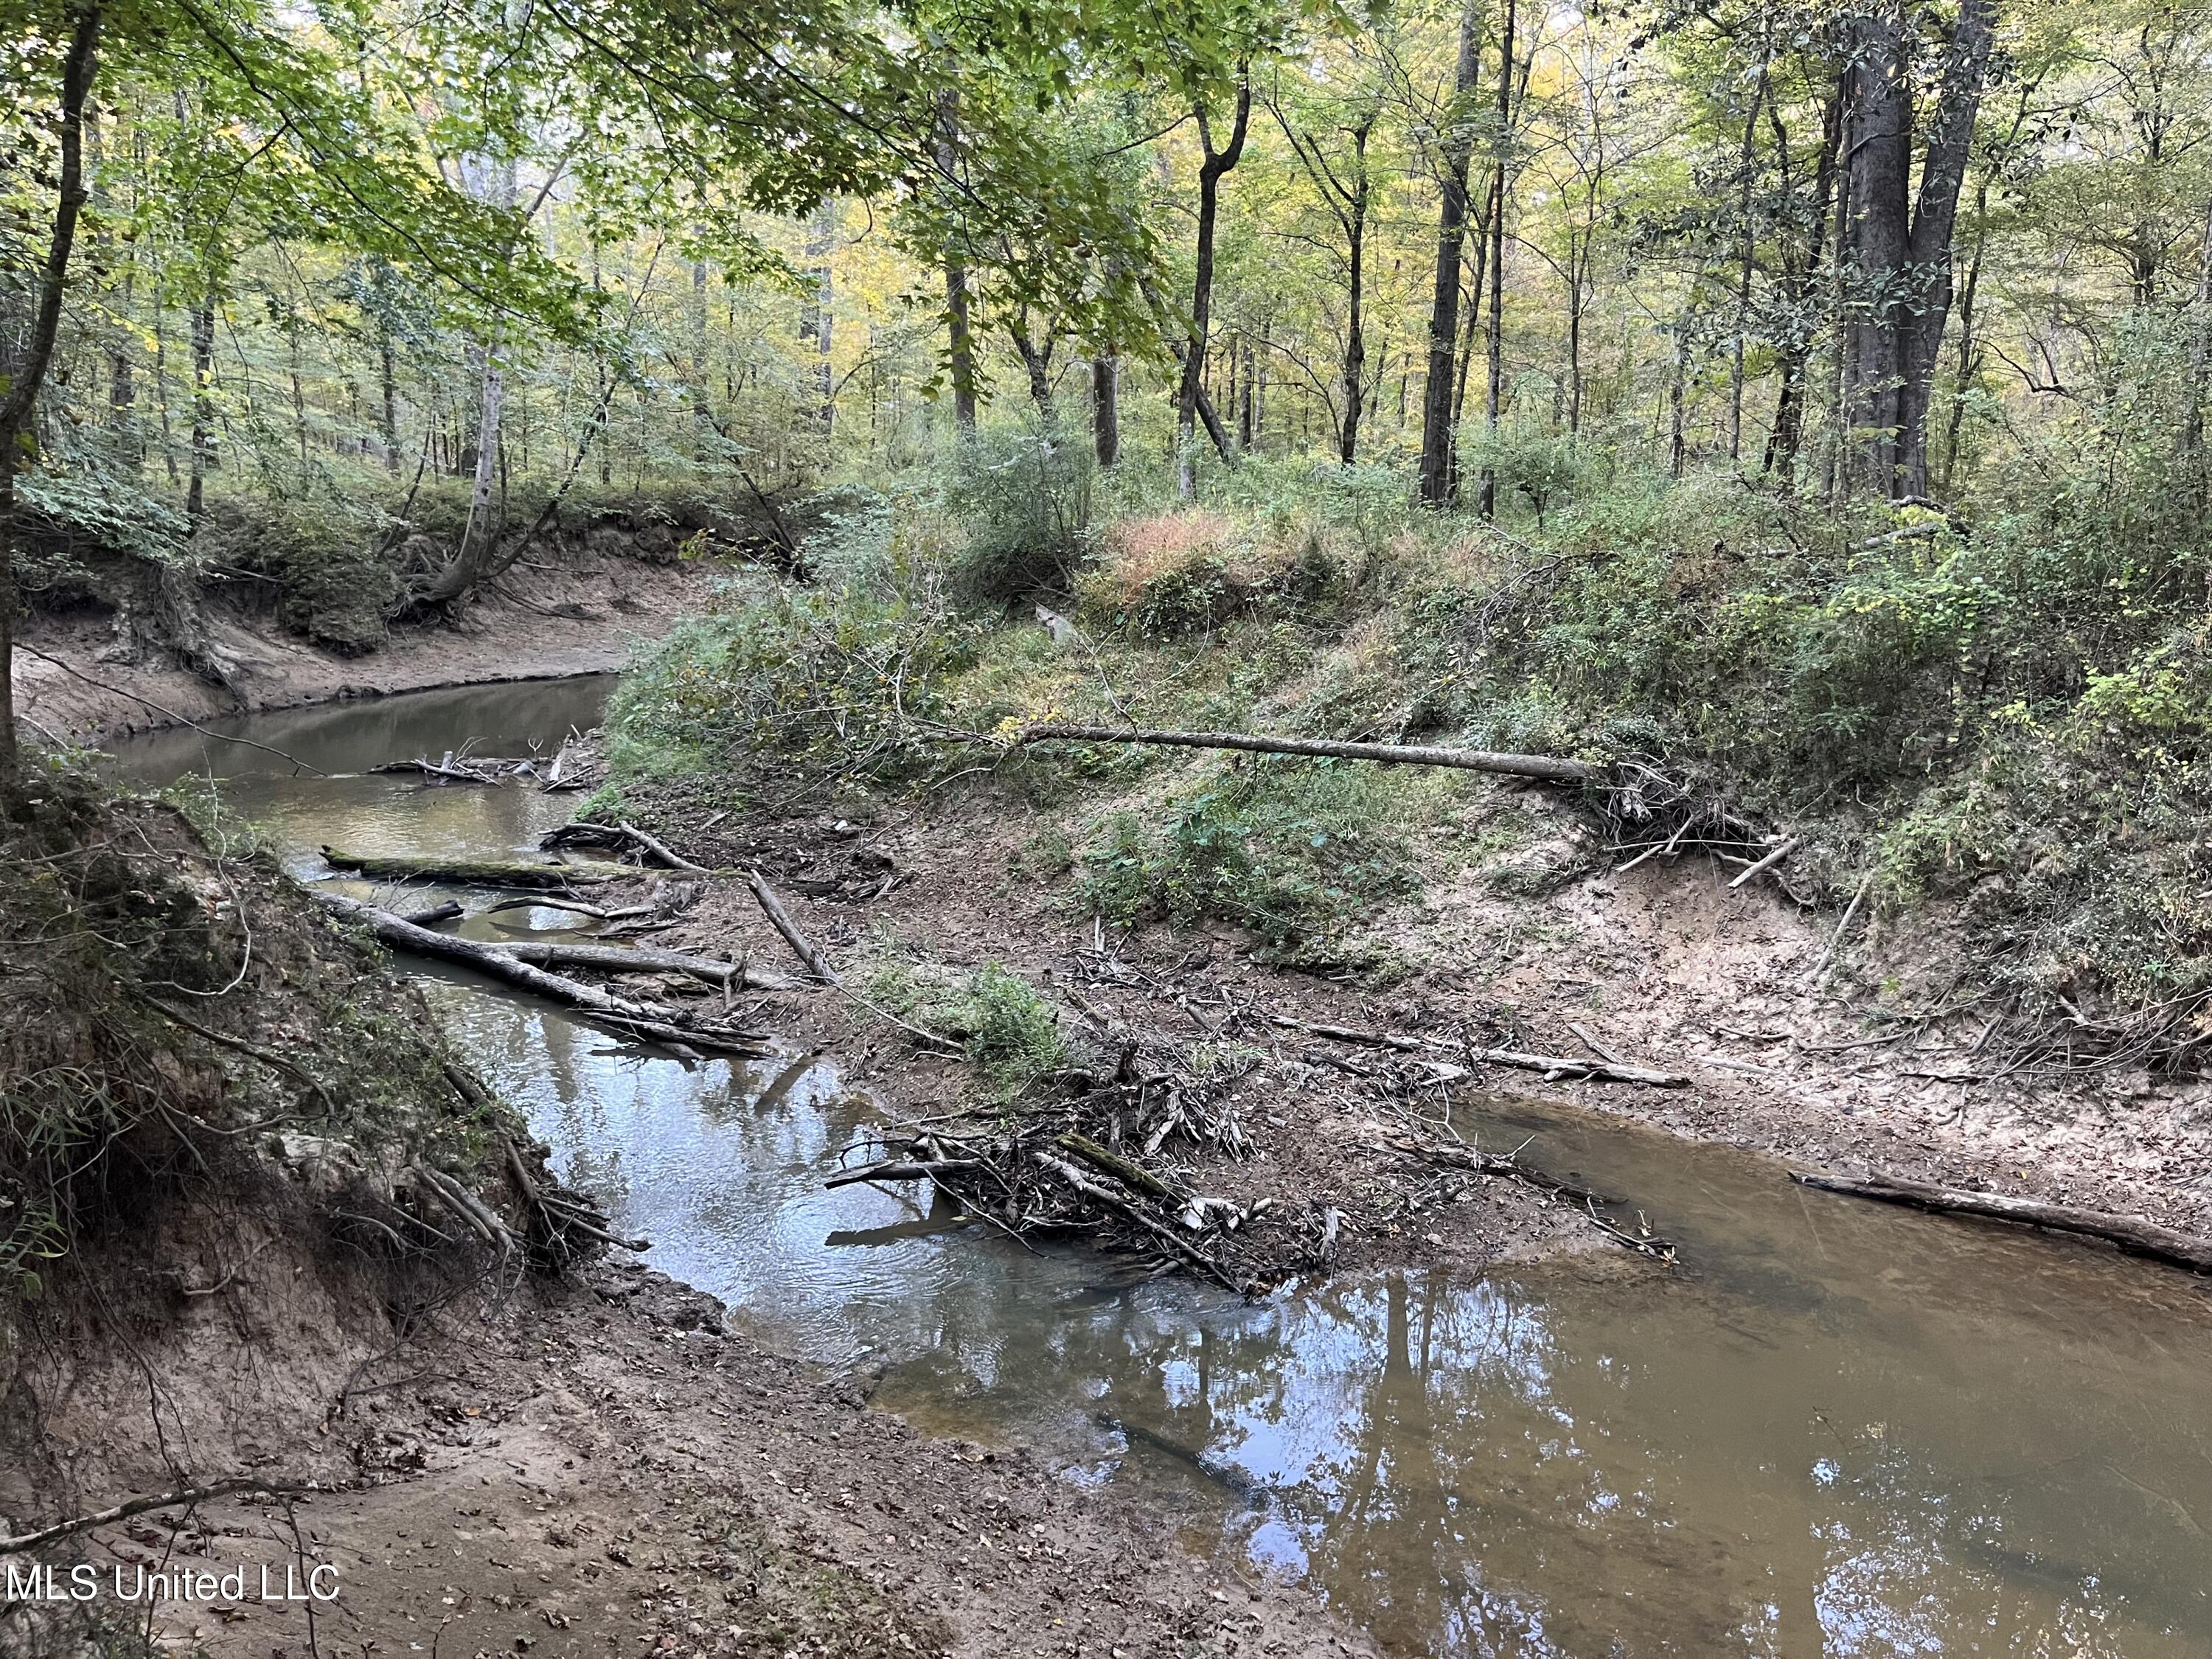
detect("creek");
top-left (114, 675), bottom-right (2212, 1659)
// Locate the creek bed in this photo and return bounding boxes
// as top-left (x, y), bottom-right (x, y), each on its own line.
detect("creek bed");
top-left (114, 674), bottom-right (2212, 1659)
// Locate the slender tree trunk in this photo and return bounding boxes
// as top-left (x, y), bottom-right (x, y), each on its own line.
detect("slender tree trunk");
top-left (378, 338), bottom-right (400, 473)
top-left (0, 0), bottom-right (100, 796)
top-left (1475, 0), bottom-right (1517, 520)
top-left (1938, 180), bottom-right (1991, 492)
top-left (1765, 88), bottom-right (1840, 484)
top-left (1091, 354), bottom-right (1120, 465)
top-left (108, 265), bottom-right (136, 464)
top-left (801, 204), bottom-right (835, 433)
top-left (187, 296), bottom-right (215, 522)
top-left (1418, 0), bottom-right (1483, 504)
top-left (1339, 134), bottom-right (1371, 465)
top-left (1727, 69), bottom-right (1767, 463)
top-left (1177, 74), bottom-right (1252, 498)
top-left (934, 92), bottom-right (978, 438)
top-left (2180, 195), bottom-right (2212, 493)
top-left (1239, 340), bottom-right (1256, 450)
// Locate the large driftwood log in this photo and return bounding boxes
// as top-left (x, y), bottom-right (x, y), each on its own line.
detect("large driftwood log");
top-left (313, 892), bottom-right (769, 1055)
top-left (1792, 1170), bottom-right (2212, 1274)
top-left (1018, 723), bottom-right (1601, 784)
top-left (321, 848), bottom-right (618, 890)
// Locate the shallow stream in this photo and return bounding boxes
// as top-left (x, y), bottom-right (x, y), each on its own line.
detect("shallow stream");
top-left (116, 676), bottom-right (2212, 1658)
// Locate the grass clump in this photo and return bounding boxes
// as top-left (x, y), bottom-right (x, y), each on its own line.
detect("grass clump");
top-left (860, 945), bottom-right (1067, 1102)
top-left (1078, 759), bottom-right (1432, 962)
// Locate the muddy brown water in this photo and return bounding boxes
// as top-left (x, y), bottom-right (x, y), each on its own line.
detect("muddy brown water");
top-left (114, 676), bottom-right (2212, 1658)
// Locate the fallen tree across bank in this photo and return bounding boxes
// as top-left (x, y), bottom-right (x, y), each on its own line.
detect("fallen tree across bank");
top-left (1017, 723), bottom-right (1603, 784)
top-left (1792, 1169), bottom-right (2212, 1275)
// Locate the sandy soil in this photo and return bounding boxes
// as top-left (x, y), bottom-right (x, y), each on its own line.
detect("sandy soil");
top-left (14, 549), bottom-right (720, 745)
top-left (41, 1265), bottom-right (1370, 1659)
top-left (604, 764), bottom-right (2212, 1265)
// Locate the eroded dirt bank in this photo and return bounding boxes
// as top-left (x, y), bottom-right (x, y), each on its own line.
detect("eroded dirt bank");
top-left (14, 549), bottom-right (722, 745)
top-left (0, 773), bottom-right (1366, 1659)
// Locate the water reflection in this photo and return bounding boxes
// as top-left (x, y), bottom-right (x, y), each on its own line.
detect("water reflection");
top-left (114, 675), bottom-right (2212, 1659)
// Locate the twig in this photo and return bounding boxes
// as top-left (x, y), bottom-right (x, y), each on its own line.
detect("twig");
top-left (1806, 868), bottom-right (1873, 988)
top-left (0, 1479), bottom-right (306, 1554)
top-left (1728, 835), bottom-right (1803, 890)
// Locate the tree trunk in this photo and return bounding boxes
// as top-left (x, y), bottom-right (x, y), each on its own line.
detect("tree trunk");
top-left (1727, 69), bottom-right (1767, 463)
top-left (1840, 0), bottom-right (1995, 498)
top-left (1010, 323), bottom-right (1054, 414)
top-left (1177, 74), bottom-right (1252, 498)
top-left (1765, 87), bottom-right (1840, 484)
top-left (1417, 0), bottom-right (1484, 505)
top-left (1238, 340), bottom-right (1256, 450)
top-left (0, 0), bottom-right (100, 796)
top-left (1092, 354), bottom-right (1120, 466)
top-left (1938, 178), bottom-right (1991, 492)
top-left (1339, 132), bottom-right (1371, 465)
top-left (378, 337), bottom-right (400, 473)
top-left (934, 93), bottom-right (978, 439)
top-left (801, 203), bottom-right (835, 432)
top-left (1475, 0), bottom-right (1517, 520)
top-left (2180, 196), bottom-right (2212, 484)
top-left (187, 296), bottom-right (215, 523)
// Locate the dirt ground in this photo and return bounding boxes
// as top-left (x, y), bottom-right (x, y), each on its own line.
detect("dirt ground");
top-left (605, 763), bottom-right (2212, 1256)
top-left (14, 550), bottom-right (717, 745)
top-left (38, 1265), bottom-right (1370, 1659)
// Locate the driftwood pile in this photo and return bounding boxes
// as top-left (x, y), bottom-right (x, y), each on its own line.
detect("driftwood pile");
top-left (366, 736), bottom-right (597, 791)
top-left (313, 891), bottom-right (777, 1057)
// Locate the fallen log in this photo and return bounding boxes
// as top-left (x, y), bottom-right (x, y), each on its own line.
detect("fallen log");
top-left (0, 1478), bottom-right (309, 1556)
top-left (312, 892), bottom-right (769, 1055)
top-left (1791, 1170), bottom-right (2212, 1275)
top-left (494, 939), bottom-right (805, 992)
top-left (1018, 723), bottom-right (1601, 785)
top-left (824, 1158), bottom-right (983, 1190)
top-left (479, 894), bottom-right (653, 923)
top-left (321, 848), bottom-right (619, 890)
top-left (398, 900), bottom-right (465, 928)
top-left (1728, 833), bottom-right (1802, 890)
top-left (1055, 1131), bottom-right (1183, 1200)
top-left (1269, 1012), bottom-right (1686, 1086)
top-left (1032, 1150), bottom-right (1247, 1293)
top-left (541, 820), bottom-right (714, 874)
top-left (1470, 1045), bottom-right (1690, 1088)
top-left (745, 868), bottom-right (841, 984)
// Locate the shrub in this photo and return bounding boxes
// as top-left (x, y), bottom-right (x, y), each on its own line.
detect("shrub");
top-left (1076, 509), bottom-right (1350, 640)
top-left (939, 420), bottom-right (1096, 602)
top-left (605, 576), bottom-right (976, 788)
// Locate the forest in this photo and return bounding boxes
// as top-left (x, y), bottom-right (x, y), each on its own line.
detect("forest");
top-left (5, 0), bottom-right (2212, 1654)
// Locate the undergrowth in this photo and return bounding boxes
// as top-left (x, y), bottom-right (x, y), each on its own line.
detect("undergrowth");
top-left (600, 385), bottom-right (2212, 1063)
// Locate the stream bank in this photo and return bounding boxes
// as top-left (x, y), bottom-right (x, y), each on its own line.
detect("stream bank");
top-left (13, 538), bottom-right (726, 745)
top-left (83, 674), bottom-right (2212, 1658)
